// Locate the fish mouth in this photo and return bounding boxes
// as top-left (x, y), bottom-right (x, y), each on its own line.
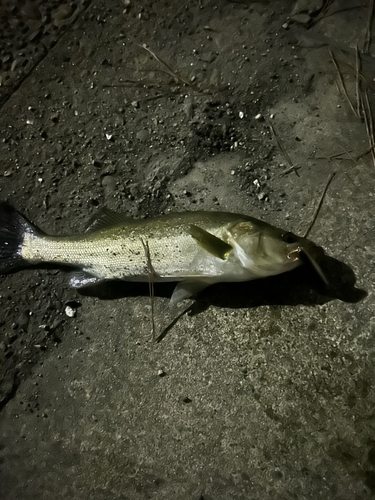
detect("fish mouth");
top-left (287, 245), bottom-right (303, 263)
top-left (288, 244), bottom-right (329, 287)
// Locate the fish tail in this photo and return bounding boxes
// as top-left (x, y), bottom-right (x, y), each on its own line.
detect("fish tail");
top-left (0, 203), bottom-right (42, 273)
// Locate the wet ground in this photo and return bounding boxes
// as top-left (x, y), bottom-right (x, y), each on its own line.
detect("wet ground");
top-left (0, 0), bottom-right (375, 498)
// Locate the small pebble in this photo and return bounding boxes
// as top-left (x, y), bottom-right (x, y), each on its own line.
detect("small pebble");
top-left (65, 305), bottom-right (76, 318)
top-left (102, 175), bottom-right (117, 191)
top-left (184, 99), bottom-right (194, 120)
top-left (136, 129), bottom-right (149, 142)
top-left (21, 2), bottom-right (42, 21)
top-left (290, 13), bottom-right (311, 25)
top-left (53, 4), bottom-right (73, 22)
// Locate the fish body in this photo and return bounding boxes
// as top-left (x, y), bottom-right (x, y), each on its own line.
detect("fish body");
top-left (0, 203), bottom-right (326, 302)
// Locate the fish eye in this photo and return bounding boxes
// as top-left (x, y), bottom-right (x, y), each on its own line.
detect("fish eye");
top-left (282, 232), bottom-right (297, 244)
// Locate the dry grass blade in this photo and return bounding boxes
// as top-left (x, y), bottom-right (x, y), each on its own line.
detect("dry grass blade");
top-left (304, 171), bottom-right (336, 239)
top-left (364, 0), bottom-right (374, 53)
top-left (103, 79), bottom-right (172, 88)
top-left (140, 44), bottom-right (198, 90)
top-left (281, 165), bottom-right (302, 175)
top-left (329, 50), bottom-right (360, 118)
top-left (311, 150), bottom-right (351, 160)
top-left (355, 146), bottom-right (372, 160)
top-left (325, 42), bottom-right (375, 92)
top-left (266, 119), bottom-right (300, 176)
top-left (363, 91), bottom-right (375, 168)
top-left (267, 121), bottom-right (293, 166)
top-left (312, 2), bottom-right (363, 25)
top-left (337, 145), bottom-right (360, 165)
top-left (355, 45), bottom-right (363, 118)
top-left (141, 238), bottom-right (157, 341)
top-left (311, 146), bottom-right (368, 166)
top-left (134, 93), bottom-right (170, 103)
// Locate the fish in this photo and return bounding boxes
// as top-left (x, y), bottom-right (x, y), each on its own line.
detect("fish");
top-left (0, 202), bottom-right (327, 303)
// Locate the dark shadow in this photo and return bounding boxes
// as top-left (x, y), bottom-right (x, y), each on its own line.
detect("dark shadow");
top-left (72, 255), bottom-right (366, 342)
top-left (3, 255), bottom-right (366, 347)
top-left (155, 303), bottom-right (194, 343)
top-left (76, 254), bottom-right (366, 308)
top-left (76, 279), bottom-right (177, 300)
top-left (191, 255), bottom-right (366, 312)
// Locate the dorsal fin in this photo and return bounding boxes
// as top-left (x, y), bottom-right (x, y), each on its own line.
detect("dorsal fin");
top-left (84, 208), bottom-right (133, 233)
top-left (188, 224), bottom-right (232, 260)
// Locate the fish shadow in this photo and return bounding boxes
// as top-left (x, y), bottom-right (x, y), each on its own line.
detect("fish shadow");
top-left (195, 255), bottom-right (366, 310)
top-left (76, 255), bottom-right (366, 342)
top-left (78, 255), bottom-right (366, 309)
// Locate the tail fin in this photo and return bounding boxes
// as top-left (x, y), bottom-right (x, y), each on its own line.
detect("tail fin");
top-left (0, 203), bottom-right (41, 273)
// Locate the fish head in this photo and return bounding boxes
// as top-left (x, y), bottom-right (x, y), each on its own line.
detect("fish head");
top-left (228, 220), bottom-right (327, 283)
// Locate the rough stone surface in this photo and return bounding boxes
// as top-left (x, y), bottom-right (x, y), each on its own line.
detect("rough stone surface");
top-left (0, 1), bottom-right (374, 499)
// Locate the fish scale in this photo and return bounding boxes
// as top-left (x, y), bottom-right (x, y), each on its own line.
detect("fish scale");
top-left (22, 221), bottom-right (232, 280)
top-left (0, 203), bottom-right (327, 303)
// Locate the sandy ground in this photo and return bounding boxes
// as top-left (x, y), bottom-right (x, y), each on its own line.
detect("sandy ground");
top-left (0, 0), bottom-right (375, 498)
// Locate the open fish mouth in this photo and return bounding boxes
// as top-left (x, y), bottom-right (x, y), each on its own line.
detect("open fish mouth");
top-left (287, 245), bottom-right (303, 262)
top-left (289, 245), bottom-right (329, 287)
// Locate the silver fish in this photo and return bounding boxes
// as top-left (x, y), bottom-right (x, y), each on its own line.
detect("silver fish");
top-left (0, 203), bottom-right (327, 303)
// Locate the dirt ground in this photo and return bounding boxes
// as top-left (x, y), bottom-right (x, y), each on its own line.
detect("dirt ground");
top-left (0, 0), bottom-right (375, 498)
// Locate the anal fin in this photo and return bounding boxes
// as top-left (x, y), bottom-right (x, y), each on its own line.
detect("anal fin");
top-left (68, 271), bottom-right (104, 289)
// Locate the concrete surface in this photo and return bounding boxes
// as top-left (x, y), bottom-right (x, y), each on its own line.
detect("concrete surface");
top-left (0, 0), bottom-right (374, 498)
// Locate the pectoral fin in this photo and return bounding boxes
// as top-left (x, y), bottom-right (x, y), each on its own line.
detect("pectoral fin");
top-left (170, 280), bottom-right (211, 304)
top-left (188, 224), bottom-right (232, 260)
